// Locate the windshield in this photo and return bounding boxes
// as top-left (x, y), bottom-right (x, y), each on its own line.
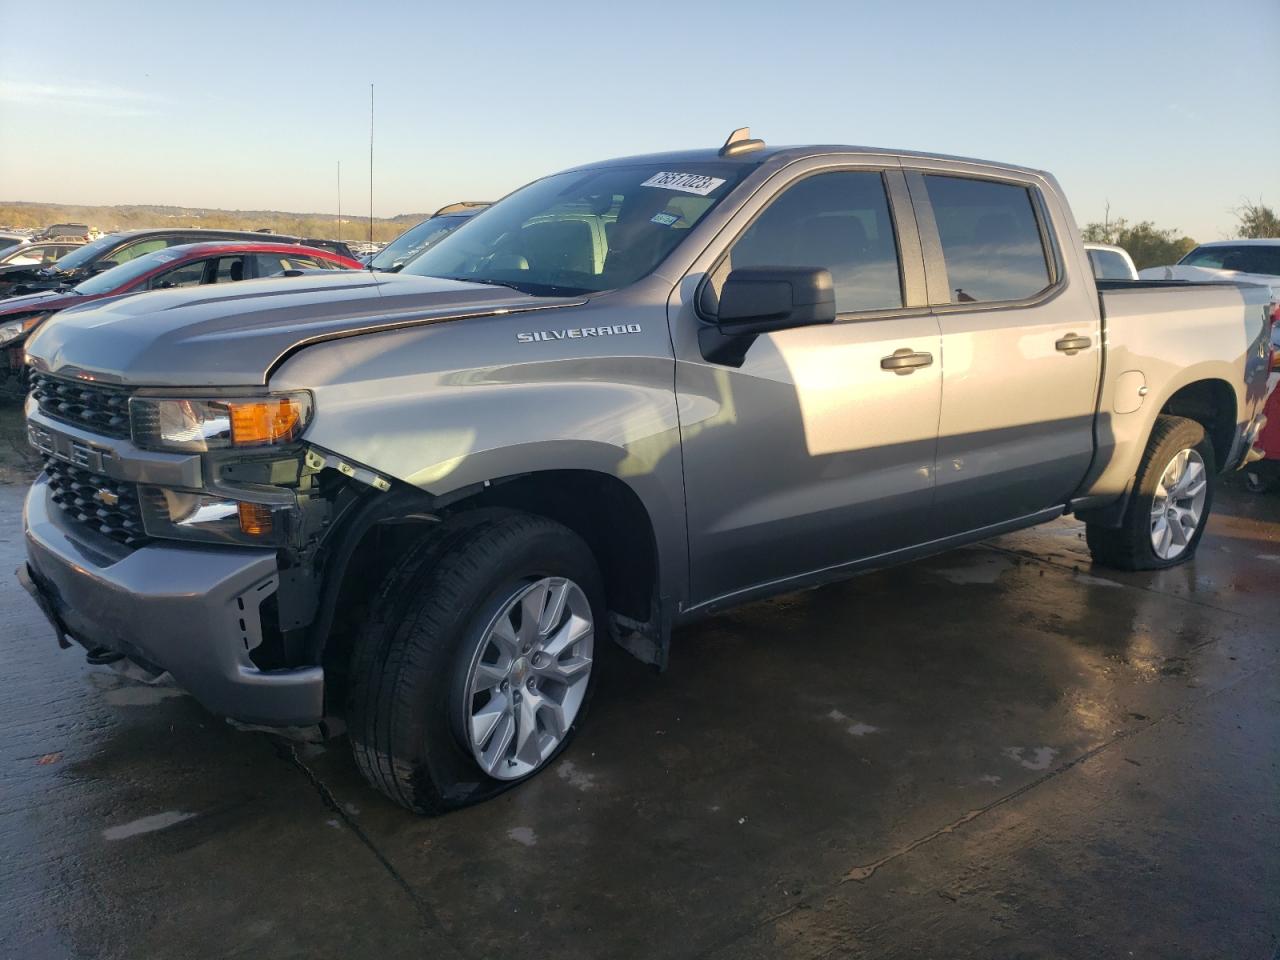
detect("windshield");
top-left (401, 162), bottom-right (752, 295)
top-left (73, 247), bottom-right (183, 295)
top-left (370, 217), bottom-right (464, 271)
top-left (1179, 244), bottom-right (1280, 276)
top-left (48, 233), bottom-right (124, 272)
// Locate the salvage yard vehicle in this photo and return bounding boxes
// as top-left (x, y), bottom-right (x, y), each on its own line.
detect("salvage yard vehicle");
top-left (0, 228), bottom-right (350, 300)
top-left (0, 239), bottom-right (84, 268)
top-left (366, 202), bottom-right (490, 272)
top-left (18, 131), bottom-right (1276, 814)
top-left (1084, 242), bottom-right (1138, 280)
top-left (0, 241), bottom-right (359, 383)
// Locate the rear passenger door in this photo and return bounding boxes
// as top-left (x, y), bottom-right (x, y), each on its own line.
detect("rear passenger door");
top-left (906, 169), bottom-right (1101, 536)
top-left (674, 163), bottom-right (941, 606)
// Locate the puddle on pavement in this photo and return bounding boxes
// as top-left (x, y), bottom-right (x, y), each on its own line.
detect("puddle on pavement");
top-left (102, 811), bottom-right (196, 841)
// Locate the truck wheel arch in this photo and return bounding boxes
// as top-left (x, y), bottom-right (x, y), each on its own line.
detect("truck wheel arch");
top-left (313, 469), bottom-right (666, 709)
top-left (1157, 377), bottom-right (1237, 469)
top-left (1077, 375), bottom-right (1238, 530)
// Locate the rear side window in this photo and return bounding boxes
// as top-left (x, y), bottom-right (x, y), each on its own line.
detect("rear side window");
top-left (150, 260), bottom-right (209, 289)
top-left (923, 175), bottom-right (1051, 303)
top-left (112, 238), bottom-right (169, 265)
top-left (1179, 244), bottom-right (1280, 275)
top-left (729, 171), bottom-right (903, 314)
top-left (252, 254), bottom-right (327, 277)
top-left (1088, 248), bottom-right (1135, 280)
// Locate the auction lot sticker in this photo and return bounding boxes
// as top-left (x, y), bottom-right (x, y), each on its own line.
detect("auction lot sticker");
top-left (640, 172), bottom-right (727, 196)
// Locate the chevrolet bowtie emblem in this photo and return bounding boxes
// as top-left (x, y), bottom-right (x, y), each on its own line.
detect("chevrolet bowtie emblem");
top-left (96, 488), bottom-right (120, 507)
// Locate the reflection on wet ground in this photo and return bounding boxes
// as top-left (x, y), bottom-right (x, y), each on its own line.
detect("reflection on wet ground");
top-left (1, 481), bottom-right (1276, 959)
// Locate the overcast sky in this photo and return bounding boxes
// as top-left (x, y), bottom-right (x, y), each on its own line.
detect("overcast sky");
top-left (1, 0), bottom-right (1276, 239)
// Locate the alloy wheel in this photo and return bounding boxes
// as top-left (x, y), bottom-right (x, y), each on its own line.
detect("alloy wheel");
top-left (1149, 447), bottom-right (1208, 560)
top-left (462, 577), bottom-right (594, 780)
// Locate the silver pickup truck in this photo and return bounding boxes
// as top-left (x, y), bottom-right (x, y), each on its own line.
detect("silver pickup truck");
top-left (18, 132), bottom-right (1275, 813)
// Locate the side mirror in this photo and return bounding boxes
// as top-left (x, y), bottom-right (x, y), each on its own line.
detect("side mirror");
top-left (698, 266), bottom-right (836, 366)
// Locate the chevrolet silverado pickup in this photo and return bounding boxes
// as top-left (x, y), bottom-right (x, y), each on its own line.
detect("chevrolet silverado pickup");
top-left (18, 131), bottom-right (1275, 813)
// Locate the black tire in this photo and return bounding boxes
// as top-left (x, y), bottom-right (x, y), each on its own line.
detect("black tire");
top-left (347, 510), bottom-right (604, 814)
top-left (1243, 469), bottom-right (1276, 494)
top-left (1086, 415), bottom-right (1215, 571)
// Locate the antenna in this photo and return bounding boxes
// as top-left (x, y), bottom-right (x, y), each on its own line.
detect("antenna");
top-left (336, 160), bottom-right (341, 243)
top-left (718, 126), bottom-right (765, 157)
top-left (368, 83), bottom-right (374, 245)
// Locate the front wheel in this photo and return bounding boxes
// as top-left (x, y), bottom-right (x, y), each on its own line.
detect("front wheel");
top-left (1086, 415), bottom-right (1215, 571)
top-left (347, 511), bottom-right (603, 814)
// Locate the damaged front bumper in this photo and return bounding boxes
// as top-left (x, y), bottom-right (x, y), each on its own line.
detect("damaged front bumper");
top-left (22, 476), bottom-right (324, 725)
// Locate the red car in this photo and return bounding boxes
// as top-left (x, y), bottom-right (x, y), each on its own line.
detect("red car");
top-left (0, 241), bottom-right (360, 378)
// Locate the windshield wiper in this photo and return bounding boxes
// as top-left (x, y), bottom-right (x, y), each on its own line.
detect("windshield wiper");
top-left (440, 276), bottom-right (523, 292)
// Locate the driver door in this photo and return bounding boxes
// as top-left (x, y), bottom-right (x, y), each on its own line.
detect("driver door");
top-left (671, 164), bottom-right (943, 607)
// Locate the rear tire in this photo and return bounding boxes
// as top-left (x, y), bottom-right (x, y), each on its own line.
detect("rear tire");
top-left (1244, 469), bottom-right (1276, 494)
top-left (347, 510), bottom-right (603, 814)
top-left (1086, 415), bottom-right (1215, 571)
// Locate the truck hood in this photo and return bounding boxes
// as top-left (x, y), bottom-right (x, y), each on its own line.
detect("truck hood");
top-left (25, 272), bottom-right (586, 387)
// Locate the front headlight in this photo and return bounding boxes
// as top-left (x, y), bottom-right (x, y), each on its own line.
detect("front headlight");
top-left (129, 392), bottom-right (312, 452)
top-left (0, 312), bottom-right (51, 346)
top-left (138, 486), bottom-right (294, 546)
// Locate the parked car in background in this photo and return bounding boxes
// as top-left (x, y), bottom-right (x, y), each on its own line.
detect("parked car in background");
top-left (1139, 239), bottom-right (1280, 353)
top-left (0, 232), bottom-right (29, 256)
top-left (367, 202), bottom-right (489, 272)
top-left (17, 134), bottom-right (1274, 813)
top-left (0, 228), bottom-right (348, 299)
top-left (0, 240), bottom-right (84, 268)
top-left (1084, 242), bottom-right (1138, 280)
top-left (36, 223), bottom-right (95, 241)
top-left (0, 241), bottom-right (359, 383)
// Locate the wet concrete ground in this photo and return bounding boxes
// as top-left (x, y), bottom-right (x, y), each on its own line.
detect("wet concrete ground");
top-left (1, 479), bottom-right (1277, 959)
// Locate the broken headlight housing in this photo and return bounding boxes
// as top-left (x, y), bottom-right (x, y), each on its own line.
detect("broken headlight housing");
top-left (138, 487), bottom-right (296, 547)
top-left (129, 392), bottom-right (313, 453)
top-left (0, 311), bottom-right (52, 346)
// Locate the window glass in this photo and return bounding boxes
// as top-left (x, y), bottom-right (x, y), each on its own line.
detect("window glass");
top-left (150, 260), bottom-right (209, 289)
top-left (923, 175), bottom-right (1051, 303)
top-left (1179, 244), bottom-right (1280, 275)
top-left (402, 162), bottom-right (752, 296)
top-left (2, 246), bottom-right (43, 265)
top-left (44, 233), bottom-right (120, 271)
top-left (370, 217), bottom-right (461, 270)
top-left (253, 254), bottom-right (326, 276)
top-left (214, 256), bottom-right (248, 282)
top-left (1087, 248), bottom-right (1134, 280)
top-left (112, 238), bottom-right (170, 265)
top-left (728, 171), bottom-right (903, 313)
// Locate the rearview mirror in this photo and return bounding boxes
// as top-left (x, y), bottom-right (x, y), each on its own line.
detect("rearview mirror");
top-left (698, 266), bottom-right (836, 366)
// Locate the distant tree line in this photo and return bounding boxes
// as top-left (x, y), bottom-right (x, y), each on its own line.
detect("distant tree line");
top-left (0, 202), bottom-right (424, 243)
top-left (1081, 198), bottom-right (1277, 270)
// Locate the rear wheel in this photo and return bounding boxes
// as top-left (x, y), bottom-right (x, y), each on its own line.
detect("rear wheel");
top-left (347, 511), bottom-right (603, 814)
top-left (1244, 469), bottom-right (1276, 494)
top-left (1086, 415), bottom-right (1215, 571)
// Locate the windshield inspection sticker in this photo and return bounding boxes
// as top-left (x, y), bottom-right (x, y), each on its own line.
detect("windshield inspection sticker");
top-left (640, 172), bottom-right (727, 196)
top-left (650, 211), bottom-right (681, 226)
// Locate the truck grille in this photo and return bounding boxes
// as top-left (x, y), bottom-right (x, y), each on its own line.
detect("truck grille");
top-left (29, 371), bottom-right (133, 439)
top-left (42, 456), bottom-right (151, 549)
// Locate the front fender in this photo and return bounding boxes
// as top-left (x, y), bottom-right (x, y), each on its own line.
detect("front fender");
top-left (271, 298), bottom-right (687, 604)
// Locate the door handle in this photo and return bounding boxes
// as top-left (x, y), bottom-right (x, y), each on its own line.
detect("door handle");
top-left (1055, 333), bottom-right (1092, 355)
top-left (880, 348), bottom-right (934, 374)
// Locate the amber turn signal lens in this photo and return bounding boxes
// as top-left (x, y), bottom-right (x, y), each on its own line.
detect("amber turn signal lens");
top-left (228, 398), bottom-right (305, 446)
top-left (237, 502), bottom-right (274, 537)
